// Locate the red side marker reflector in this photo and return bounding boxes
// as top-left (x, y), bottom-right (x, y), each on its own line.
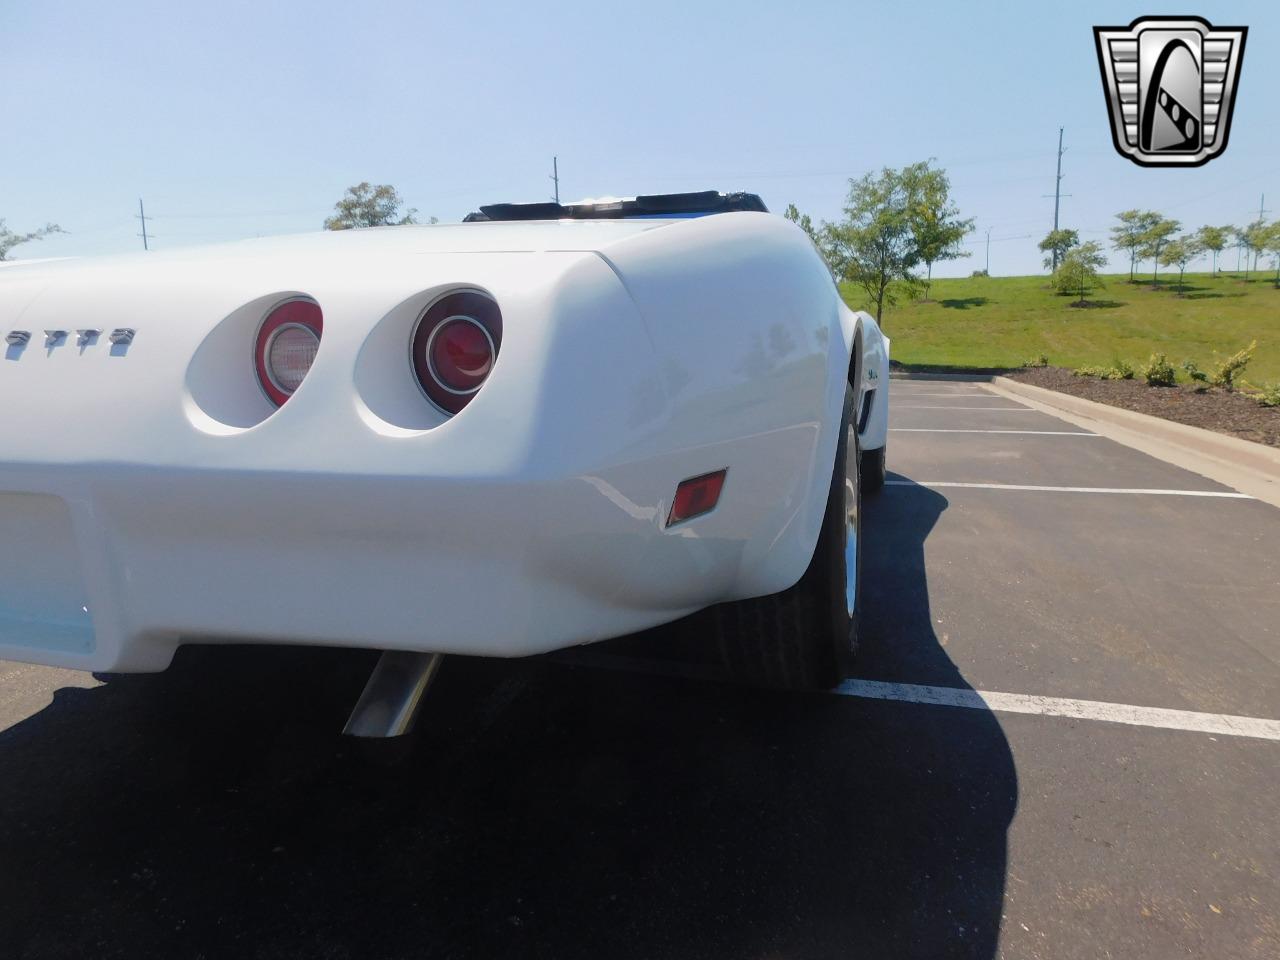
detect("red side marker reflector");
top-left (668, 470), bottom-right (727, 526)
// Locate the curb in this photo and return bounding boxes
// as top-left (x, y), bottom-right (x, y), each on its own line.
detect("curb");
top-left (983, 376), bottom-right (1280, 509)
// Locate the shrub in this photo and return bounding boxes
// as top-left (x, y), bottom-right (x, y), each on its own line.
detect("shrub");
top-left (1252, 382), bottom-right (1280, 408)
top-left (1073, 362), bottom-right (1137, 380)
top-left (1211, 340), bottom-right (1256, 390)
top-left (971, 269), bottom-right (989, 278)
top-left (1181, 359), bottom-right (1209, 383)
top-left (1107, 359), bottom-right (1135, 380)
top-left (1023, 354), bottom-right (1049, 368)
top-left (1142, 352), bottom-right (1177, 387)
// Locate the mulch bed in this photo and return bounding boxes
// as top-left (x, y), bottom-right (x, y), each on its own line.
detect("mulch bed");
top-left (1007, 366), bottom-right (1280, 448)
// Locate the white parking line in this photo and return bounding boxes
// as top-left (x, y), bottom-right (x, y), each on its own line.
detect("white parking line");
top-left (887, 480), bottom-right (1253, 498)
top-left (888, 391), bottom-right (997, 397)
top-left (836, 679), bottom-right (1280, 741)
top-left (557, 652), bottom-right (1280, 742)
top-left (895, 405), bottom-right (1035, 410)
top-left (890, 429), bottom-right (1101, 436)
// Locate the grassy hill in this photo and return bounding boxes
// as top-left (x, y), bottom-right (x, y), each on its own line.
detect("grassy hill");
top-left (843, 272), bottom-right (1280, 383)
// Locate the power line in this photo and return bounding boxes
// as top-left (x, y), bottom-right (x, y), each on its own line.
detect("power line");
top-left (635, 149), bottom-right (1067, 186)
top-left (150, 208), bottom-right (325, 221)
top-left (961, 233), bottom-right (1031, 245)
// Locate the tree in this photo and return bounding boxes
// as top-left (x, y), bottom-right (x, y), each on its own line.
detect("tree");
top-left (1110, 210), bottom-right (1160, 282)
top-left (822, 167), bottom-right (921, 325)
top-left (1052, 241), bottom-right (1107, 305)
top-left (1240, 219), bottom-right (1270, 283)
top-left (0, 219), bottom-right (62, 260)
top-left (1038, 228), bottom-right (1079, 271)
top-left (1159, 235), bottom-right (1204, 294)
top-left (1196, 225), bottom-right (1231, 277)
top-left (1263, 222), bottom-right (1280, 287)
top-left (324, 182), bottom-right (418, 230)
top-left (1138, 216), bottom-right (1179, 285)
top-left (903, 159), bottom-right (973, 301)
top-left (1230, 226), bottom-right (1249, 275)
top-left (783, 203), bottom-right (819, 245)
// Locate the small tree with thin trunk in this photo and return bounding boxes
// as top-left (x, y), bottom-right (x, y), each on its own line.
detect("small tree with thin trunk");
top-left (1159, 236), bottom-right (1204, 295)
top-left (1240, 219), bottom-right (1270, 283)
top-left (1110, 210), bottom-right (1160, 282)
top-left (1138, 217), bottom-right (1180, 285)
top-left (1264, 222), bottom-right (1280, 288)
top-left (0, 219), bottom-right (63, 260)
top-left (903, 159), bottom-right (973, 301)
top-left (1197, 225), bottom-right (1231, 277)
top-left (1230, 228), bottom-right (1249, 276)
top-left (1052, 241), bottom-right (1107, 305)
top-left (820, 167), bottom-right (922, 326)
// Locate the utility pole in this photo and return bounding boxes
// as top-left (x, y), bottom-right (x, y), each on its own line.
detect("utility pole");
top-left (136, 198), bottom-right (151, 251)
top-left (985, 227), bottom-right (992, 275)
top-left (550, 156), bottom-right (560, 205)
top-left (1041, 128), bottom-right (1071, 271)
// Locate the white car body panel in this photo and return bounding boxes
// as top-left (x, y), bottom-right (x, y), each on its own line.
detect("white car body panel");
top-left (0, 213), bottom-right (889, 672)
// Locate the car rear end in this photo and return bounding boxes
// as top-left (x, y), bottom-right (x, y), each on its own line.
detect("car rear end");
top-left (0, 234), bottom-right (700, 672)
top-left (1, 210), bottom-right (848, 678)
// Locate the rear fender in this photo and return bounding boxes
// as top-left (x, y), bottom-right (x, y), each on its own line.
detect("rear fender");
top-left (844, 309), bottom-right (889, 452)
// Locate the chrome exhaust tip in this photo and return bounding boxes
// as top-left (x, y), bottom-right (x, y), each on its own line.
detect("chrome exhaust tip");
top-left (342, 650), bottom-right (443, 738)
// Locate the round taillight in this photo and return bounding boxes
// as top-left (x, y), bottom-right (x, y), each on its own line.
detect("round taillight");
top-left (429, 317), bottom-right (494, 391)
top-left (411, 291), bottom-right (502, 415)
top-left (255, 298), bottom-right (322, 407)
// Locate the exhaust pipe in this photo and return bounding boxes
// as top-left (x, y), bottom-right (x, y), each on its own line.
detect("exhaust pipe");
top-left (343, 650), bottom-right (444, 738)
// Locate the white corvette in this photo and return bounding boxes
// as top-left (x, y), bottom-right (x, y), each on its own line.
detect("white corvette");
top-left (0, 191), bottom-right (889, 730)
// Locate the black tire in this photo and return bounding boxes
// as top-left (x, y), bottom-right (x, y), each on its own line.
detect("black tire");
top-left (861, 444), bottom-right (886, 496)
top-left (714, 384), bottom-right (861, 689)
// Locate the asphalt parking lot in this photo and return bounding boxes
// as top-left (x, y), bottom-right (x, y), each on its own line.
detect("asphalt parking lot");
top-left (2, 378), bottom-right (1278, 959)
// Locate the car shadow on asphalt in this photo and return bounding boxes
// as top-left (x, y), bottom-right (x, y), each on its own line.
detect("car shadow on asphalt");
top-left (0, 482), bottom-right (1015, 960)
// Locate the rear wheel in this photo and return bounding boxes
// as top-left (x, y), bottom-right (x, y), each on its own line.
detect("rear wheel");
top-left (861, 444), bottom-right (886, 496)
top-left (714, 384), bottom-right (861, 689)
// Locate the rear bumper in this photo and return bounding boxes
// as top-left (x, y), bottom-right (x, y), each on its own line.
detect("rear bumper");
top-left (0, 251), bottom-right (717, 672)
top-left (0, 460), bottom-right (715, 672)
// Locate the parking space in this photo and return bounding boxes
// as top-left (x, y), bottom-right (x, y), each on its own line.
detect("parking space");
top-left (892, 405), bottom-right (1076, 432)
top-left (876, 380), bottom-right (1280, 708)
top-left (888, 428), bottom-right (1247, 490)
top-left (1, 377), bottom-right (1277, 959)
top-left (860, 483), bottom-right (1280, 715)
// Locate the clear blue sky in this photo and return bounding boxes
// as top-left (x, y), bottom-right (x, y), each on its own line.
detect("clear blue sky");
top-left (4, 0), bottom-right (1276, 276)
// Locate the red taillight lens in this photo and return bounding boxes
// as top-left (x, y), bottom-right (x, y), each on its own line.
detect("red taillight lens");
top-left (255, 298), bottom-right (322, 407)
top-left (668, 470), bottom-right (727, 526)
top-left (430, 317), bottom-right (494, 391)
top-left (412, 291), bottom-right (502, 415)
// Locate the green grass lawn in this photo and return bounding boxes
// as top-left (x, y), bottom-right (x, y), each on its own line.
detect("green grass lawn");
top-left (843, 271), bottom-right (1280, 383)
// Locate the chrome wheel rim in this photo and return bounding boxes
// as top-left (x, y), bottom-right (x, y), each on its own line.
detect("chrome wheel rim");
top-left (843, 422), bottom-right (860, 619)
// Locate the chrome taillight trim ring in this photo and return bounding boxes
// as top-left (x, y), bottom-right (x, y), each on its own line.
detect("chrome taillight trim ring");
top-left (408, 288), bottom-right (502, 417)
top-left (262, 321), bottom-right (321, 397)
top-left (423, 314), bottom-right (495, 397)
top-left (254, 296), bottom-right (323, 408)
